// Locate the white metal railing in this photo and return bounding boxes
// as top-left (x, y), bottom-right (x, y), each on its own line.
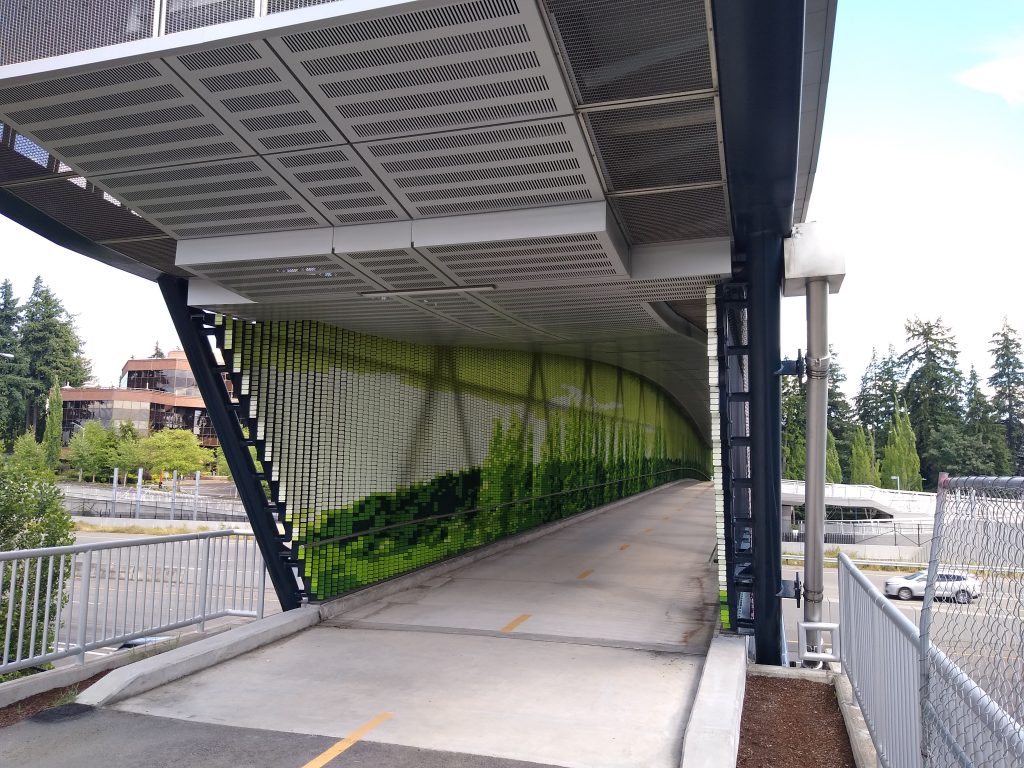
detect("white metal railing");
top-left (1, 530), bottom-right (268, 674)
top-left (839, 552), bottom-right (923, 768)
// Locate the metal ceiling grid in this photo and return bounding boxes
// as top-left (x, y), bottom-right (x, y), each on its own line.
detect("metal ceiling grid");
top-left (417, 232), bottom-right (618, 285)
top-left (0, 1), bottom-right (153, 68)
top-left (584, 98), bottom-right (721, 191)
top-left (268, 0), bottom-right (572, 141)
top-left (337, 247), bottom-right (450, 291)
top-left (165, 0), bottom-right (254, 35)
top-left (165, 38), bottom-right (348, 154)
top-left (105, 236), bottom-right (191, 277)
top-left (613, 187), bottom-right (729, 244)
top-left (93, 157), bottom-right (327, 239)
top-left (359, 117), bottom-right (601, 218)
top-left (0, 60), bottom-right (248, 176)
top-left (264, 146), bottom-right (407, 225)
top-left (7, 175), bottom-right (163, 242)
top-left (540, 0), bottom-right (712, 104)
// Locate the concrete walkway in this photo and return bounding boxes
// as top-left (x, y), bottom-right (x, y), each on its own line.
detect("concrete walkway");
top-left (5, 481), bottom-right (719, 768)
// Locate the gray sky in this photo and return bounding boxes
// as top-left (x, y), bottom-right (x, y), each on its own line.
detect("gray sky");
top-left (2, 1), bottom-right (1023, 396)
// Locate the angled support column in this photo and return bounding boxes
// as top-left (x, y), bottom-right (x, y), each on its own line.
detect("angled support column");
top-left (747, 232), bottom-right (784, 665)
top-left (159, 276), bottom-right (301, 611)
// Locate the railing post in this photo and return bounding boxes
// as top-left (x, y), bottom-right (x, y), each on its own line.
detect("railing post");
top-left (170, 469), bottom-right (178, 521)
top-left (257, 561), bottom-right (266, 619)
top-left (76, 550), bottom-right (93, 665)
top-left (198, 536), bottom-right (211, 632)
top-left (135, 468), bottom-right (143, 519)
top-left (193, 470), bottom-right (200, 521)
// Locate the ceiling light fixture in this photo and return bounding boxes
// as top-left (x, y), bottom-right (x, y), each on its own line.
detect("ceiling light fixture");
top-left (358, 284), bottom-right (496, 299)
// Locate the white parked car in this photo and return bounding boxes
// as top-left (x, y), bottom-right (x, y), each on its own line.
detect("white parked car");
top-left (885, 570), bottom-right (982, 604)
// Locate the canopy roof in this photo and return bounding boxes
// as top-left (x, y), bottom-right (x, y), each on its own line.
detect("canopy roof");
top-left (0, 0), bottom-right (836, 440)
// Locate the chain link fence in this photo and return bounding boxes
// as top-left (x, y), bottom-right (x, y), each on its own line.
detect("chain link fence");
top-left (921, 476), bottom-right (1024, 767)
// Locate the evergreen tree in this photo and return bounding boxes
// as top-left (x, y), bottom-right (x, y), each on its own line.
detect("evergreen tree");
top-left (0, 279), bottom-right (29, 451)
top-left (781, 377), bottom-right (806, 480)
top-left (152, 342), bottom-right (165, 359)
top-left (42, 382), bottom-right (62, 469)
top-left (827, 347), bottom-right (856, 480)
top-left (899, 318), bottom-right (963, 489)
top-left (825, 430), bottom-right (843, 483)
top-left (988, 320), bottom-right (1024, 472)
top-left (19, 277), bottom-right (90, 435)
top-left (951, 367), bottom-right (1013, 476)
top-left (849, 426), bottom-right (880, 485)
top-left (854, 346), bottom-right (903, 446)
top-left (880, 404), bottom-right (922, 491)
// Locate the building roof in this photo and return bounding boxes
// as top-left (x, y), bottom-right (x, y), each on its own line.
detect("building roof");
top-left (0, 1), bottom-right (836, 442)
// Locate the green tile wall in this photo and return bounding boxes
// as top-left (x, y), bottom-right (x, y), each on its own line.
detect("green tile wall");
top-left (219, 318), bottom-right (710, 599)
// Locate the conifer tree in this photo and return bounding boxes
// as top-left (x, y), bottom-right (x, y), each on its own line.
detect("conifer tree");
top-left (899, 318), bottom-right (962, 488)
top-left (849, 426), bottom-right (880, 485)
top-left (989, 320), bottom-right (1024, 472)
top-left (781, 377), bottom-right (806, 480)
top-left (42, 382), bottom-right (62, 469)
top-left (19, 277), bottom-right (90, 435)
top-left (880, 404), bottom-right (922, 491)
top-left (825, 430), bottom-right (843, 483)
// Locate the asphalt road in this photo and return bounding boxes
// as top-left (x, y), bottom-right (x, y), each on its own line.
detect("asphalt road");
top-left (0, 707), bottom-right (566, 768)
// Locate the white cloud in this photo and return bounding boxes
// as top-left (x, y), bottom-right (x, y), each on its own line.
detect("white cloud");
top-left (958, 54), bottom-right (1024, 105)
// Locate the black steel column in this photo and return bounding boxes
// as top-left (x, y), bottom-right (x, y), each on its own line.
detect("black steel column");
top-left (747, 232), bottom-right (784, 664)
top-left (159, 276), bottom-right (301, 611)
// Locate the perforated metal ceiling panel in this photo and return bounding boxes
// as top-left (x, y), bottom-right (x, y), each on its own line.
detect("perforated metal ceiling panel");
top-left (94, 157), bottom-right (327, 239)
top-left (264, 147), bottom-right (407, 225)
top-left (541, 0), bottom-right (712, 104)
top-left (0, 60), bottom-right (248, 175)
top-left (270, 0), bottom-right (571, 140)
top-left (361, 117), bottom-right (601, 218)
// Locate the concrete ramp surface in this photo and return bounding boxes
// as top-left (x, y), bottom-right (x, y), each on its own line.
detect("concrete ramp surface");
top-left (4, 482), bottom-right (719, 768)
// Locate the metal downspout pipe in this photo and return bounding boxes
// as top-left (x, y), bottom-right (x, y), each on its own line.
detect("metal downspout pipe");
top-left (803, 277), bottom-right (829, 660)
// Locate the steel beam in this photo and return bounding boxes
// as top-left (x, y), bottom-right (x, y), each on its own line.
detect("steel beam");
top-left (158, 276), bottom-right (301, 611)
top-left (747, 232), bottom-right (784, 665)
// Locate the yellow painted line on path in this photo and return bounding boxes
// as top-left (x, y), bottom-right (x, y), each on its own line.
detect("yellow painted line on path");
top-left (500, 613), bottom-right (531, 633)
top-left (619, 543), bottom-right (631, 551)
top-left (643, 528), bottom-right (653, 534)
top-left (577, 569), bottom-right (593, 580)
top-left (301, 712), bottom-right (393, 768)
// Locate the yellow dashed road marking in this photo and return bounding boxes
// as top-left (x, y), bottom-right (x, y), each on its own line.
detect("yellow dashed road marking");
top-left (500, 613), bottom-right (531, 633)
top-left (301, 712), bottom-right (393, 768)
top-left (577, 569), bottom-right (593, 580)
top-left (620, 544), bottom-right (631, 551)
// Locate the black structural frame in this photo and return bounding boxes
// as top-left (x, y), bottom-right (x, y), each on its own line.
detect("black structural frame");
top-left (712, 0), bottom-right (805, 665)
top-left (159, 276), bottom-right (302, 610)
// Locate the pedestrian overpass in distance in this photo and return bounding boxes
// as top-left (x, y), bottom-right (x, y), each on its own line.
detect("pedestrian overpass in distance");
top-left (0, 0), bottom-right (836, 667)
top-left (781, 479), bottom-right (938, 522)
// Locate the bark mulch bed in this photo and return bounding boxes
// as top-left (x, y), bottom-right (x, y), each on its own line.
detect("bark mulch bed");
top-left (738, 674), bottom-right (857, 768)
top-left (0, 671), bottom-right (108, 729)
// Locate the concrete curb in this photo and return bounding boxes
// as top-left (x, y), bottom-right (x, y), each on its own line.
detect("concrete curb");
top-left (833, 671), bottom-right (878, 768)
top-left (77, 606), bottom-right (320, 707)
top-left (679, 634), bottom-right (747, 768)
top-left (0, 625), bottom-right (237, 710)
top-left (318, 479), bottom-right (703, 620)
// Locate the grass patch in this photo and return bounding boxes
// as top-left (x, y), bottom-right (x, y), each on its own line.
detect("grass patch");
top-left (75, 522), bottom-right (213, 535)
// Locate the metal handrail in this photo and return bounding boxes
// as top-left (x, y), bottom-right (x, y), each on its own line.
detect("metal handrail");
top-left (1, 530), bottom-right (268, 674)
top-left (303, 466), bottom-right (711, 549)
top-left (0, 529), bottom-right (246, 560)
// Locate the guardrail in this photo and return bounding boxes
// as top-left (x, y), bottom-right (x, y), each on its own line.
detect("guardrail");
top-left (838, 552), bottom-right (923, 768)
top-left (781, 479), bottom-right (937, 518)
top-left (1, 531), bottom-right (267, 675)
top-left (782, 519), bottom-right (934, 546)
